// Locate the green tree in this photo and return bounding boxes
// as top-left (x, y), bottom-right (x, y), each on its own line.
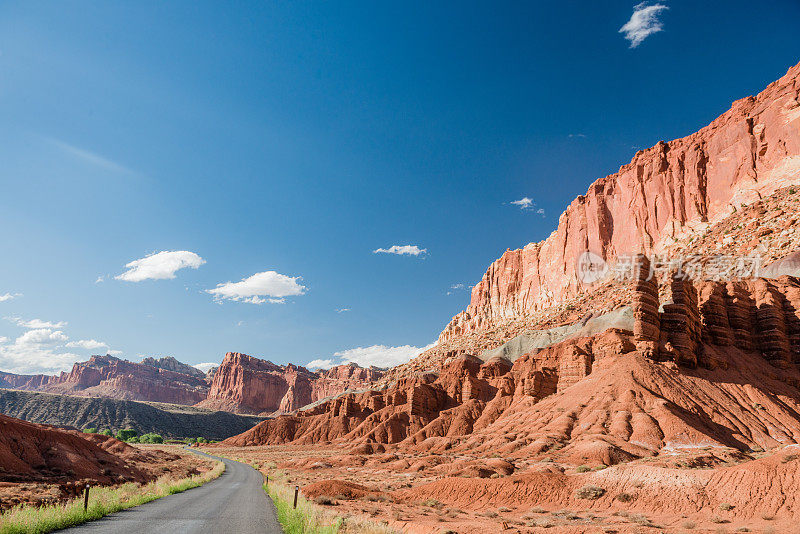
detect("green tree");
top-left (116, 428), bottom-right (137, 441)
top-left (83, 427), bottom-right (97, 434)
top-left (99, 429), bottom-right (112, 436)
top-left (139, 433), bottom-right (164, 444)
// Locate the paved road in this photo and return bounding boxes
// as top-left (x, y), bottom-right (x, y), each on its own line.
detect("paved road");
top-left (62, 449), bottom-right (283, 534)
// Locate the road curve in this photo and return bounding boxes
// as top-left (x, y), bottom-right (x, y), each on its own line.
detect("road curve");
top-left (61, 449), bottom-right (283, 534)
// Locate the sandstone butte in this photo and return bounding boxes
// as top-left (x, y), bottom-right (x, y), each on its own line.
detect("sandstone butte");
top-left (221, 60), bottom-right (800, 464)
top-left (0, 353), bottom-right (383, 413)
top-left (197, 352), bottom-right (385, 415)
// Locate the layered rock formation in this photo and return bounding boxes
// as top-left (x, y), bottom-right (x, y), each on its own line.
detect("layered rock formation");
top-left (224, 273), bottom-right (800, 463)
top-left (197, 352), bottom-right (384, 415)
top-left (1, 355), bottom-right (210, 405)
top-left (441, 60), bottom-right (800, 342)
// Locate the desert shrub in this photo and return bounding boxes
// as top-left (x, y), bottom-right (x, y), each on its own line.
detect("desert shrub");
top-left (498, 506), bottom-right (511, 512)
top-left (575, 465), bottom-right (591, 473)
top-left (529, 506), bottom-right (546, 514)
top-left (313, 495), bottom-right (335, 506)
top-left (627, 513), bottom-right (652, 526)
top-left (719, 503), bottom-right (733, 511)
top-left (575, 485), bottom-right (605, 500)
top-left (681, 520), bottom-right (696, 529)
top-left (421, 499), bottom-right (443, 509)
top-left (761, 513), bottom-right (775, 520)
top-left (710, 515), bottom-right (729, 523)
top-left (615, 492), bottom-right (635, 502)
top-left (593, 464), bottom-right (607, 470)
top-left (482, 511), bottom-right (499, 518)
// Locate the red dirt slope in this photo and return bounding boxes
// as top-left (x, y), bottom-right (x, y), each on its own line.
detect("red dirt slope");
top-left (1, 414), bottom-right (154, 485)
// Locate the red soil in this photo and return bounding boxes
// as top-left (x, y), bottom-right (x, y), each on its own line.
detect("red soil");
top-left (0, 414), bottom-right (208, 511)
top-left (302, 479), bottom-right (378, 500)
top-left (0, 414), bottom-right (148, 485)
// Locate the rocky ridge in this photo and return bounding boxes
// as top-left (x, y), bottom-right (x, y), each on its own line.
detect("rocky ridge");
top-left (440, 60), bottom-right (800, 343)
top-left (224, 273), bottom-right (800, 465)
top-left (197, 352), bottom-right (384, 415)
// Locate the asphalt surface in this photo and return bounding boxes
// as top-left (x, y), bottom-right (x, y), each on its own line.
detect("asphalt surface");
top-left (61, 449), bottom-right (283, 534)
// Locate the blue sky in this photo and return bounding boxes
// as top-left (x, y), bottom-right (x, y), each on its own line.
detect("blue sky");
top-left (1, 1), bottom-right (799, 374)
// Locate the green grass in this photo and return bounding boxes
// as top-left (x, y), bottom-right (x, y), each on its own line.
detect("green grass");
top-left (265, 481), bottom-right (342, 534)
top-left (0, 460), bottom-right (224, 534)
top-left (262, 478), bottom-right (396, 534)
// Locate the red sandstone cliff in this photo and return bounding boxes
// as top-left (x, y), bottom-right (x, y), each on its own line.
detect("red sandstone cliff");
top-left (197, 352), bottom-right (384, 415)
top-left (440, 60), bottom-right (800, 342)
top-left (1, 355), bottom-right (210, 405)
top-left (224, 274), bottom-right (800, 464)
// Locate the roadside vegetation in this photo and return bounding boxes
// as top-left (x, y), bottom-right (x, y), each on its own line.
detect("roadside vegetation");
top-left (245, 460), bottom-right (395, 534)
top-left (82, 427), bottom-right (214, 445)
top-left (0, 458), bottom-right (224, 534)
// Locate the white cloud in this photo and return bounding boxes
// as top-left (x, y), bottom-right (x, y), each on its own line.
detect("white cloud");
top-left (306, 342), bottom-right (436, 370)
top-left (0, 342), bottom-right (79, 375)
top-left (0, 315), bottom-right (118, 374)
top-left (16, 328), bottom-right (69, 346)
top-left (115, 251), bottom-right (206, 282)
top-left (0, 293), bottom-right (21, 302)
top-left (619, 2), bottom-right (668, 48)
top-left (306, 359), bottom-right (336, 369)
top-left (568, 133), bottom-right (587, 138)
top-left (95, 276), bottom-right (106, 284)
top-left (447, 283), bottom-right (468, 295)
top-left (46, 137), bottom-right (136, 175)
top-left (511, 197), bottom-right (534, 210)
top-left (107, 349), bottom-right (123, 356)
top-left (509, 197), bottom-right (545, 217)
top-left (6, 317), bottom-right (67, 329)
top-left (193, 362), bottom-right (218, 373)
top-left (0, 326), bottom-right (80, 375)
top-left (206, 271), bottom-right (307, 304)
top-left (373, 245), bottom-right (427, 256)
top-left (336, 308), bottom-right (351, 313)
top-left (65, 339), bottom-right (108, 350)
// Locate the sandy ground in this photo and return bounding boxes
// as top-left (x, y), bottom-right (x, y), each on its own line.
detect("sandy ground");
top-left (210, 442), bottom-right (800, 534)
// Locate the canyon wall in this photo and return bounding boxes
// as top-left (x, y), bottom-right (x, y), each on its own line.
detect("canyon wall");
top-left (0, 355), bottom-right (209, 405)
top-left (1, 352), bottom-right (384, 414)
top-left (441, 61), bottom-right (800, 342)
top-left (197, 352), bottom-right (384, 415)
top-left (225, 274), bottom-right (800, 463)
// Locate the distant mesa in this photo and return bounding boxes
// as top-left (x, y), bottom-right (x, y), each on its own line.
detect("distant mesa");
top-left (1, 352), bottom-right (384, 418)
top-left (197, 352), bottom-right (384, 415)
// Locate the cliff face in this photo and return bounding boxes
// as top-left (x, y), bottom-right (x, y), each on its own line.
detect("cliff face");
top-left (441, 61), bottom-right (800, 342)
top-left (197, 352), bottom-right (385, 415)
top-left (0, 371), bottom-right (56, 390)
top-left (224, 274), bottom-right (800, 463)
top-left (140, 356), bottom-right (206, 379)
top-left (1, 355), bottom-right (210, 405)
